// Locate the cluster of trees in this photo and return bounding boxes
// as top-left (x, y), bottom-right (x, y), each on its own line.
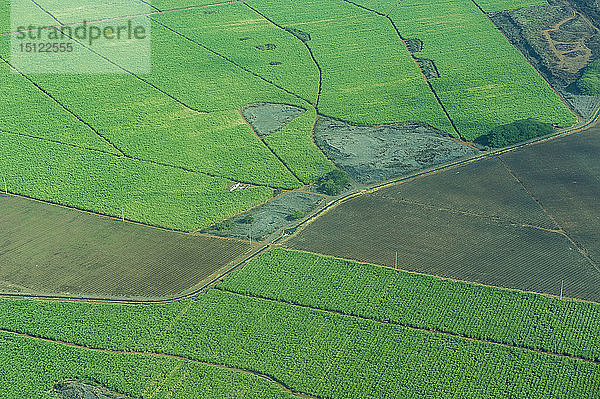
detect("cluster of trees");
top-left (316, 170), bottom-right (350, 195)
top-left (475, 119), bottom-right (553, 148)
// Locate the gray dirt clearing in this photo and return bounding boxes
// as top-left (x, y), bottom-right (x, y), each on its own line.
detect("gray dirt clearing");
top-left (241, 103), bottom-right (306, 136)
top-left (314, 117), bottom-right (478, 184)
top-left (203, 191), bottom-right (325, 241)
top-left (54, 380), bottom-right (128, 399)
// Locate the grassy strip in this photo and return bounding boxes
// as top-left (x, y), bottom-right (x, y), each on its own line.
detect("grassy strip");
top-left (0, 134), bottom-right (274, 231)
top-left (220, 249), bottom-right (600, 362)
top-left (0, 291), bottom-right (599, 398)
top-left (0, 331), bottom-right (296, 399)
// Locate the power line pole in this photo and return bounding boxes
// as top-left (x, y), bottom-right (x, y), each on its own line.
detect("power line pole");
top-left (2, 176), bottom-right (6, 194)
top-left (121, 207), bottom-right (125, 223)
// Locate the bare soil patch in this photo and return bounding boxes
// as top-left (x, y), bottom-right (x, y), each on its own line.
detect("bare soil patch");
top-left (314, 117), bottom-right (478, 184)
top-left (491, 0), bottom-right (600, 118)
top-left (0, 195), bottom-right (252, 298)
top-left (203, 191), bottom-right (325, 241)
top-left (501, 126), bottom-right (600, 266)
top-left (54, 380), bottom-right (127, 399)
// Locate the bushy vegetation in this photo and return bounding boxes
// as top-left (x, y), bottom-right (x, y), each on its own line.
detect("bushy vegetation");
top-left (221, 249), bottom-right (600, 362)
top-left (475, 118), bottom-right (554, 147)
top-left (316, 169), bottom-right (350, 195)
top-left (576, 59), bottom-right (600, 95)
top-left (287, 210), bottom-right (305, 220)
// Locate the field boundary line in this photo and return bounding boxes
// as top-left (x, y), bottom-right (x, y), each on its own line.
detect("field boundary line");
top-left (472, 0), bottom-right (582, 119)
top-left (375, 194), bottom-right (564, 235)
top-left (337, 0), bottom-right (462, 138)
top-left (0, 127), bottom-right (120, 157)
top-left (27, 0), bottom-right (210, 115)
top-left (279, 100), bottom-right (600, 243)
top-left (136, 0), bottom-right (161, 12)
top-left (242, 1), bottom-right (323, 108)
top-left (150, 16), bottom-right (314, 106)
top-left (276, 247), bottom-right (600, 306)
top-left (0, 55), bottom-right (125, 156)
top-left (0, 244), bottom-right (272, 304)
top-left (497, 157), bottom-right (600, 273)
top-left (214, 287), bottom-right (600, 365)
top-left (0, 328), bottom-right (320, 399)
top-left (238, 108), bottom-right (303, 186)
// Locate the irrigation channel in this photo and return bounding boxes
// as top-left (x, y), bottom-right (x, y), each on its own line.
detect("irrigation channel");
top-left (1, 102), bottom-right (599, 305)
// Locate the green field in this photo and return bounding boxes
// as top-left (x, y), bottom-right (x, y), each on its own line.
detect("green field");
top-left (221, 249), bottom-right (600, 361)
top-left (0, 331), bottom-right (297, 399)
top-left (388, 0), bottom-right (576, 140)
top-left (0, 0), bottom-right (578, 230)
top-left (1, 249), bottom-right (599, 398)
top-left (1, 0), bottom-right (596, 397)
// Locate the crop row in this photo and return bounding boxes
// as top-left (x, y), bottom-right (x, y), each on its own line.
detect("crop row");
top-left (220, 249), bottom-right (600, 362)
top-left (0, 290), bottom-right (599, 398)
top-left (153, 3), bottom-right (320, 104)
top-left (246, 0), bottom-right (455, 132)
top-left (0, 133), bottom-right (274, 231)
top-left (1, 23), bottom-right (304, 189)
top-left (0, 331), bottom-right (294, 399)
top-left (389, 0), bottom-right (576, 140)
